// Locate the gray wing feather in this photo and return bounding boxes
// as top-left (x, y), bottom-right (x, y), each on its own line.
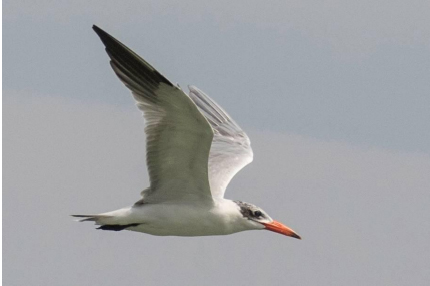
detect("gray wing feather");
top-left (93, 26), bottom-right (214, 203)
top-left (188, 86), bottom-right (253, 199)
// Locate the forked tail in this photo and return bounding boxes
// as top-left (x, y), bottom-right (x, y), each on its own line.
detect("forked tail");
top-left (71, 214), bottom-right (111, 222)
top-left (71, 212), bottom-right (140, 231)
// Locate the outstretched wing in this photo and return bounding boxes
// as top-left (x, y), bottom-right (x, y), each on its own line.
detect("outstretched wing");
top-left (188, 86), bottom-right (253, 199)
top-left (93, 26), bottom-right (214, 203)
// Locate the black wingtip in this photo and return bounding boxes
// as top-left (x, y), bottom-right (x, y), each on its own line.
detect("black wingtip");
top-left (91, 24), bottom-right (174, 88)
top-left (92, 25), bottom-right (104, 36)
top-left (97, 223), bottom-right (141, 231)
top-left (92, 25), bottom-right (115, 46)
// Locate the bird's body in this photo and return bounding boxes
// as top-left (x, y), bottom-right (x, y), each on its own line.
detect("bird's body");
top-left (90, 200), bottom-right (262, 236)
top-left (73, 25), bottom-right (301, 240)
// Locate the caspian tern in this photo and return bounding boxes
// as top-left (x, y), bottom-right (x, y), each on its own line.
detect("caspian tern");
top-left (73, 25), bottom-right (301, 240)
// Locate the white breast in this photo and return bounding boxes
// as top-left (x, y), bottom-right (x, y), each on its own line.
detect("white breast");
top-left (124, 200), bottom-right (255, 236)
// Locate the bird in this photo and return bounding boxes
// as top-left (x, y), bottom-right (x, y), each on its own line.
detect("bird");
top-left (72, 25), bottom-right (301, 240)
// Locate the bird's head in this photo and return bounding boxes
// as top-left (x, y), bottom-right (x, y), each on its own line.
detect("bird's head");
top-left (234, 201), bottom-right (301, 239)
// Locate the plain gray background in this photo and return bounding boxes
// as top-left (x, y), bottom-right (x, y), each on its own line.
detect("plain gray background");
top-left (3, 1), bottom-right (430, 285)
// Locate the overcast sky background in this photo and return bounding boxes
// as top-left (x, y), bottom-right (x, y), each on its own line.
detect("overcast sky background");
top-left (3, 1), bottom-right (430, 285)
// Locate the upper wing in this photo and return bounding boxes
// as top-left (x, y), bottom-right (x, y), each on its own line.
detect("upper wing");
top-left (188, 86), bottom-right (253, 199)
top-left (93, 26), bottom-right (214, 203)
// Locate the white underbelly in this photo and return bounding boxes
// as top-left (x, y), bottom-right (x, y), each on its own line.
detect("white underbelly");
top-left (124, 202), bottom-right (246, 236)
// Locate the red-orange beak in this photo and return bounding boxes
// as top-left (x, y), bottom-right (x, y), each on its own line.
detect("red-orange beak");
top-left (263, 220), bottom-right (301, 239)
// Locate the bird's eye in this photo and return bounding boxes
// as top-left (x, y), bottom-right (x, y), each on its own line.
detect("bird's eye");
top-left (254, 210), bottom-right (262, 217)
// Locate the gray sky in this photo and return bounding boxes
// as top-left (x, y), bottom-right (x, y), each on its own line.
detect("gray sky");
top-left (3, 1), bottom-right (430, 285)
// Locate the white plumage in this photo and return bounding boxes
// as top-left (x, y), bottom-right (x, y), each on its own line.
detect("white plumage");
top-left (73, 25), bottom-right (300, 240)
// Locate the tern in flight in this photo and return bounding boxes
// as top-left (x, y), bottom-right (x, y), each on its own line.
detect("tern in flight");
top-left (73, 26), bottom-right (301, 240)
